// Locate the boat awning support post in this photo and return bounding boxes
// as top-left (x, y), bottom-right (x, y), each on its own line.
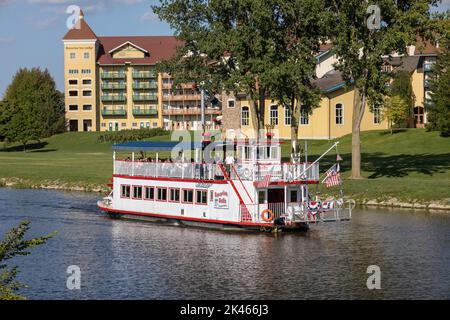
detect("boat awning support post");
top-left (113, 151), bottom-right (116, 175)
top-left (132, 152), bottom-right (135, 176)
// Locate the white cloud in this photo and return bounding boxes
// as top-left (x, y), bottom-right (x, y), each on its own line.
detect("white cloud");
top-left (0, 37), bottom-right (15, 44)
top-left (140, 9), bottom-right (159, 22)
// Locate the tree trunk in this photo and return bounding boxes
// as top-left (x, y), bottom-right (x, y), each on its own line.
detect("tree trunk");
top-left (290, 95), bottom-right (301, 162)
top-left (351, 90), bottom-right (366, 179)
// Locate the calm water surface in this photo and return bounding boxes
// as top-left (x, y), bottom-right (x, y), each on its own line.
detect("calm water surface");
top-left (0, 188), bottom-right (449, 300)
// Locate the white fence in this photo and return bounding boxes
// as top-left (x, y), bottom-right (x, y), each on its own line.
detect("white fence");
top-left (115, 161), bottom-right (224, 180)
top-left (232, 163), bottom-right (320, 182)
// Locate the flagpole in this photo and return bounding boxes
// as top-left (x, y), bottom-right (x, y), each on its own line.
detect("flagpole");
top-left (296, 142), bottom-right (339, 179)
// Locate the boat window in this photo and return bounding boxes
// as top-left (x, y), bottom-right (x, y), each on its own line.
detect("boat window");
top-left (258, 191), bottom-right (266, 204)
top-left (169, 188), bottom-right (180, 202)
top-left (196, 190), bottom-right (208, 205)
top-left (132, 186), bottom-right (143, 199)
top-left (144, 187), bottom-right (154, 200)
top-left (121, 185), bottom-right (130, 198)
top-left (183, 189), bottom-right (194, 203)
top-left (157, 188), bottom-right (167, 201)
top-left (290, 190), bottom-right (298, 203)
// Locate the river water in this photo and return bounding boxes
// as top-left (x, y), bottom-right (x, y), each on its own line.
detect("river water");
top-left (0, 188), bottom-right (448, 300)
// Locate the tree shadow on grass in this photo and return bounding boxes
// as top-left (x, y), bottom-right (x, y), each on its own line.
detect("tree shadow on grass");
top-left (317, 152), bottom-right (450, 178)
top-left (0, 142), bottom-right (52, 152)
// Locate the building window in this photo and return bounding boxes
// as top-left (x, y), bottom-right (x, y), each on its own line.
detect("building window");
top-left (122, 123), bottom-right (127, 127)
top-left (196, 190), bottom-right (208, 205)
top-left (169, 189), bottom-right (180, 202)
top-left (68, 105), bottom-right (78, 111)
top-left (121, 185), bottom-right (131, 198)
top-left (153, 122), bottom-right (158, 127)
top-left (82, 90), bottom-right (92, 97)
top-left (241, 106), bottom-right (249, 126)
top-left (284, 106), bottom-right (291, 126)
top-left (373, 106), bottom-right (381, 124)
top-left (183, 189), bottom-right (194, 203)
top-left (227, 99), bottom-right (235, 108)
top-left (144, 187), bottom-right (154, 200)
top-left (101, 123), bottom-right (106, 128)
top-left (300, 106), bottom-right (309, 125)
top-left (269, 105), bottom-right (278, 126)
top-left (132, 186), bottom-right (143, 199)
top-left (68, 79), bottom-right (78, 86)
top-left (84, 52), bottom-right (90, 59)
top-left (70, 52), bottom-right (76, 59)
top-left (146, 122), bottom-right (150, 128)
top-left (157, 188), bottom-right (167, 201)
top-left (68, 69), bottom-right (78, 74)
top-left (335, 103), bottom-right (344, 125)
top-left (69, 90), bottom-right (78, 97)
top-left (132, 122), bottom-right (137, 128)
top-left (140, 122), bottom-right (145, 129)
top-left (82, 79), bottom-right (92, 85)
top-left (81, 69), bottom-right (91, 74)
top-left (83, 105), bottom-right (92, 111)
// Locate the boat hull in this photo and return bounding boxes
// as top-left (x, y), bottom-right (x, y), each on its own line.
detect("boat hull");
top-left (97, 202), bottom-right (309, 233)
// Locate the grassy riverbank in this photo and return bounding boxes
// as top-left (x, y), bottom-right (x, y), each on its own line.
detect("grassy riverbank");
top-left (0, 129), bottom-right (449, 206)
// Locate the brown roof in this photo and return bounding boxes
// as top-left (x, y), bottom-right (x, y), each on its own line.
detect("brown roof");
top-left (414, 36), bottom-right (440, 56)
top-left (385, 56), bottom-right (421, 73)
top-left (63, 17), bottom-right (98, 41)
top-left (97, 36), bottom-right (182, 65)
top-left (313, 70), bottom-right (346, 93)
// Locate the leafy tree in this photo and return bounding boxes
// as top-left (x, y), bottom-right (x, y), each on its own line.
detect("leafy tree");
top-left (383, 95), bottom-right (410, 134)
top-left (153, 0), bottom-right (287, 138)
top-left (390, 70), bottom-right (415, 126)
top-left (0, 68), bottom-right (65, 149)
top-left (0, 221), bottom-right (55, 300)
top-left (329, 0), bottom-right (437, 178)
top-left (266, 0), bottom-right (327, 158)
top-left (426, 13), bottom-right (450, 137)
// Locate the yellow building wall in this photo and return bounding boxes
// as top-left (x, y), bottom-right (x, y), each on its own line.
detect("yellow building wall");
top-left (239, 87), bottom-right (389, 140)
top-left (64, 41), bottom-right (98, 131)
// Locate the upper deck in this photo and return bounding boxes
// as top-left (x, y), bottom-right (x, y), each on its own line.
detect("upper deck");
top-left (114, 160), bottom-right (320, 183)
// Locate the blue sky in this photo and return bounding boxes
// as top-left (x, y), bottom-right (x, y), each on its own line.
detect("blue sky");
top-left (0, 0), bottom-right (172, 98)
top-left (0, 0), bottom-right (449, 98)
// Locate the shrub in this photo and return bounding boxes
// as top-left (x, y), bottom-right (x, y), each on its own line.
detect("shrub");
top-left (98, 128), bottom-right (168, 144)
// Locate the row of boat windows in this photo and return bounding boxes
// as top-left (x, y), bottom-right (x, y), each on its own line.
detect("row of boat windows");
top-left (121, 185), bottom-right (208, 204)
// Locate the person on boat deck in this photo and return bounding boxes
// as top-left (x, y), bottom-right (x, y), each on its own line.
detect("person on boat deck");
top-left (225, 154), bottom-right (235, 176)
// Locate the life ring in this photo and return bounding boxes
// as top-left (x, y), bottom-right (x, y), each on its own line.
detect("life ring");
top-left (242, 168), bottom-right (251, 179)
top-left (261, 209), bottom-right (274, 222)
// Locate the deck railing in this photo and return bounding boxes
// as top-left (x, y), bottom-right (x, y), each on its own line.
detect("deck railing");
top-left (115, 161), bottom-right (224, 180)
top-left (231, 163), bottom-right (320, 182)
top-left (114, 161), bottom-right (319, 182)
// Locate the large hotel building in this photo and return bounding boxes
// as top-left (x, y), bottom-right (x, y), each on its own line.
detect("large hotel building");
top-left (63, 11), bottom-right (438, 139)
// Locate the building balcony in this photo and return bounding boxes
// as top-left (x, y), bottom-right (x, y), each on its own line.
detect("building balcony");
top-left (424, 80), bottom-right (431, 89)
top-left (101, 83), bottom-right (126, 90)
top-left (163, 107), bottom-right (221, 116)
top-left (133, 82), bottom-right (158, 90)
top-left (102, 108), bottom-right (127, 116)
top-left (133, 94), bottom-right (158, 102)
top-left (162, 94), bottom-right (201, 101)
top-left (132, 71), bottom-right (157, 79)
top-left (101, 94), bottom-right (126, 102)
top-left (133, 107), bottom-right (158, 116)
top-left (101, 72), bottom-right (126, 79)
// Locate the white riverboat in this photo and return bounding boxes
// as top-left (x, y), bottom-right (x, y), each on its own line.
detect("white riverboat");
top-left (97, 139), bottom-right (352, 232)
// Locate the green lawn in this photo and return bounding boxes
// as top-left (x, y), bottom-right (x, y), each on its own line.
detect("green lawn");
top-left (0, 129), bottom-right (449, 203)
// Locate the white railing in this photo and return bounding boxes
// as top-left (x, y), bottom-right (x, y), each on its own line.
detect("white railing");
top-left (232, 163), bottom-right (320, 182)
top-left (114, 161), bottom-right (224, 180)
top-left (243, 201), bottom-right (353, 224)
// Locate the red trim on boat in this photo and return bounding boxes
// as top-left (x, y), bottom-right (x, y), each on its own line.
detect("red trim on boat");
top-left (97, 204), bottom-right (273, 228)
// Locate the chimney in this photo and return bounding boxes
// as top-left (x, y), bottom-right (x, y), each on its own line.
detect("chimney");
top-left (79, 9), bottom-right (85, 20)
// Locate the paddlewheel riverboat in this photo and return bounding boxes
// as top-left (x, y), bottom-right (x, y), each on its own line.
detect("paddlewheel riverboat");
top-left (97, 139), bottom-right (353, 232)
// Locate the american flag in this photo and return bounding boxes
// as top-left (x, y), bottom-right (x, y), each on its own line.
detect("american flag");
top-left (323, 164), bottom-right (341, 188)
top-left (257, 174), bottom-right (272, 188)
